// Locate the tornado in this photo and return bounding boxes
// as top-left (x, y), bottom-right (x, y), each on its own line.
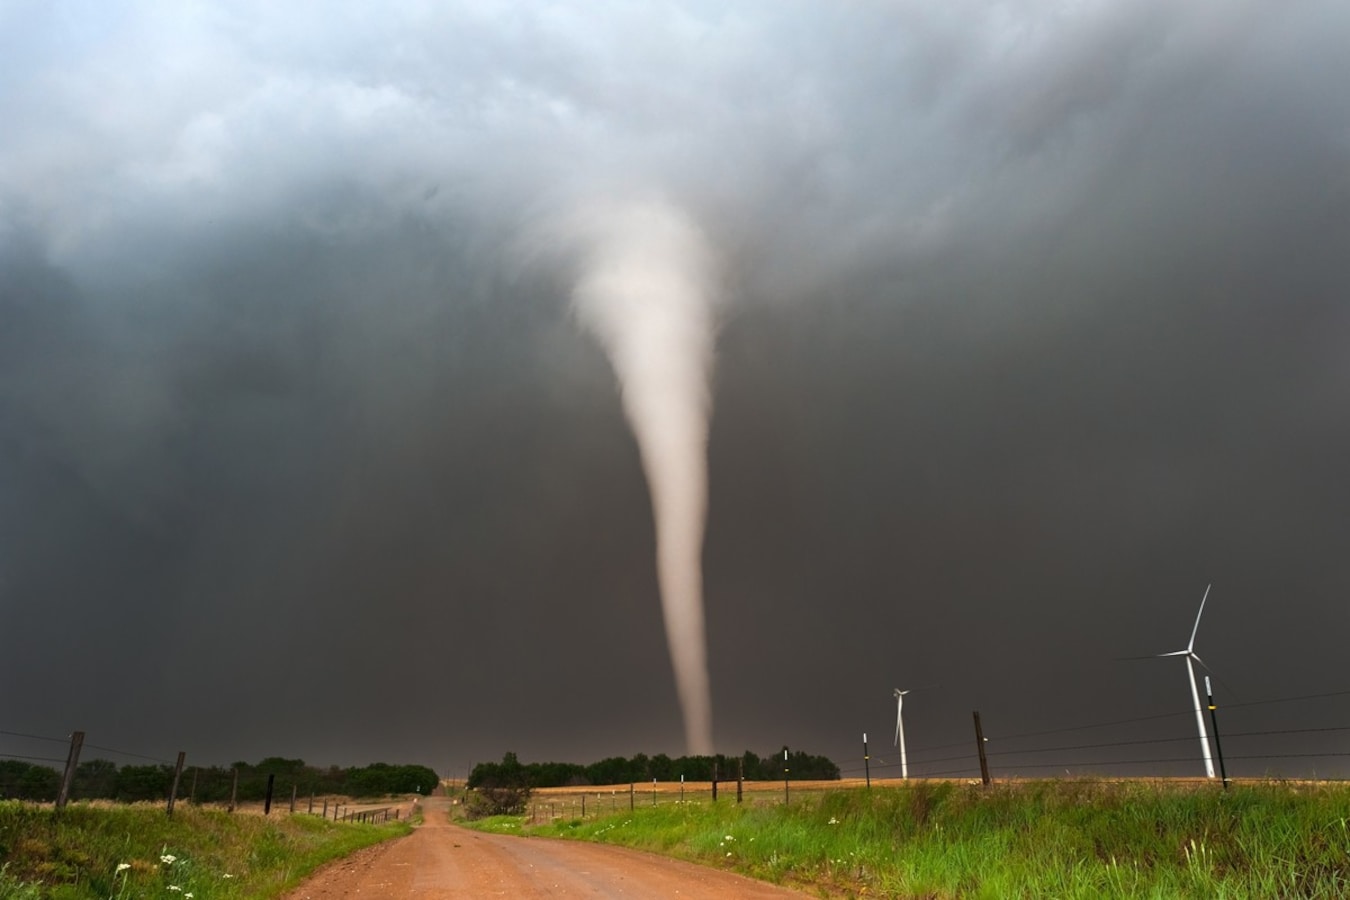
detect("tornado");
top-left (570, 196), bottom-right (718, 756)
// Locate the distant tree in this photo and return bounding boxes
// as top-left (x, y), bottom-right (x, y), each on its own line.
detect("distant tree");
top-left (465, 752), bottom-right (532, 819)
top-left (649, 754), bottom-right (674, 782)
top-left (73, 758), bottom-right (118, 799)
top-left (346, 763), bottom-right (440, 797)
top-left (464, 748), bottom-right (841, 793)
top-left (115, 765), bottom-right (172, 802)
top-left (19, 764), bottom-right (59, 801)
top-left (585, 756), bottom-right (633, 786)
top-left (0, 761), bottom-right (60, 801)
top-left (0, 760), bottom-right (33, 799)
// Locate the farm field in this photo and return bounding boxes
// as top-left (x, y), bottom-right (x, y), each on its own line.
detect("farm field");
top-left (467, 778), bottom-right (1350, 898)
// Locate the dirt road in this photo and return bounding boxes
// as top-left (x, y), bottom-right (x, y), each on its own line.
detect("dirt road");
top-left (283, 797), bottom-right (811, 898)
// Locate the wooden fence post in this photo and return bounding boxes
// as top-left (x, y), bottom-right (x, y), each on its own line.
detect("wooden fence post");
top-left (56, 731), bottom-right (84, 811)
top-left (864, 733), bottom-right (871, 789)
top-left (229, 767), bottom-right (238, 813)
top-left (166, 752), bottom-right (186, 817)
top-left (973, 711), bottom-right (991, 787)
top-left (264, 773), bottom-right (275, 815)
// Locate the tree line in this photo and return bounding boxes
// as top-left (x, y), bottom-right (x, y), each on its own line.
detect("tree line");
top-left (469, 748), bottom-right (840, 790)
top-left (0, 756), bottom-right (439, 803)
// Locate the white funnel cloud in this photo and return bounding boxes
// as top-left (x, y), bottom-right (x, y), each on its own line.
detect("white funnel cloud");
top-left (569, 196), bottom-right (718, 756)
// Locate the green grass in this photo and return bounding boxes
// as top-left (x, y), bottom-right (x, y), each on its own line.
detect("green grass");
top-left (470, 780), bottom-right (1350, 898)
top-left (0, 802), bottom-right (410, 899)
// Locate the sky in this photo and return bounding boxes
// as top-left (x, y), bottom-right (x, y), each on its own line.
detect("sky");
top-left (3, 0), bottom-right (1350, 782)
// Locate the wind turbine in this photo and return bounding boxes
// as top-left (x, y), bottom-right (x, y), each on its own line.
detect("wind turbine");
top-left (1143, 584), bottom-right (1217, 779)
top-left (893, 688), bottom-right (912, 779)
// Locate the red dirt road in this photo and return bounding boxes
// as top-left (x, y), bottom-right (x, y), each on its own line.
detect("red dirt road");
top-left (283, 797), bottom-right (811, 898)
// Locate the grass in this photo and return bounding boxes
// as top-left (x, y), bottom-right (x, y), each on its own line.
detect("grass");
top-left (0, 801), bottom-right (411, 899)
top-left (466, 779), bottom-right (1350, 898)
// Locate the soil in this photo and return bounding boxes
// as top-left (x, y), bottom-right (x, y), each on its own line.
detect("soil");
top-left (282, 796), bottom-right (811, 898)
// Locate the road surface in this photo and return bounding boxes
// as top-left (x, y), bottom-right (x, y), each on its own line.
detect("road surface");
top-left (283, 797), bottom-right (811, 898)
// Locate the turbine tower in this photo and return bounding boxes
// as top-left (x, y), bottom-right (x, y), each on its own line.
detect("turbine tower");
top-left (893, 688), bottom-right (911, 780)
top-left (1154, 585), bottom-right (1216, 779)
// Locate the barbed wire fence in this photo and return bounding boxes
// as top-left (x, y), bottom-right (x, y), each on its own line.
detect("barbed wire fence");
top-left (836, 687), bottom-right (1350, 784)
top-left (6, 686), bottom-right (1349, 823)
top-left (0, 730), bottom-right (391, 821)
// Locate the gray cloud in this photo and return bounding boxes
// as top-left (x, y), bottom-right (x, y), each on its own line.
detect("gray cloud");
top-left (2, 1), bottom-right (1349, 775)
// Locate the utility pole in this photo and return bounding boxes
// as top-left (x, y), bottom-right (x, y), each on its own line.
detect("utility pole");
top-left (1205, 676), bottom-right (1230, 790)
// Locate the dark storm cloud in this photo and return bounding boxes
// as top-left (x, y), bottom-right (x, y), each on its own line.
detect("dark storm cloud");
top-left (2, 1), bottom-right (1349, 775)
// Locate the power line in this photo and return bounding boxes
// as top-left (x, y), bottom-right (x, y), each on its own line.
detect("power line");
top-left (1224, 724), bottom-right (1350, 739)
top-left (0, 728), bottom-right (69, 744)
top-left (986, 734), bottom-right (1200, 759)
top-left (989, 708), bottom-right (1193, 744)
top-left (82, 743), bottom-right (173, 765)
top-left (0, 753), bottom-right (67, 764)
top-left (1224, 688), bottom-right (1350, 711)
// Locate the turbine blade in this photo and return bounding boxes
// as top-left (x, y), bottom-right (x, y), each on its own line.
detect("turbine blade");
top-left (1190, 652), bottom-right (1211, 673)
top-left (1188, 584), bottom-right (1211, 651)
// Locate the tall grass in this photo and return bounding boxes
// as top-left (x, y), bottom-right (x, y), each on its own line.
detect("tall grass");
top-left (483, 780), bottom-right (1350, 898)
top-left (0, 802), bottom-right (409, 899)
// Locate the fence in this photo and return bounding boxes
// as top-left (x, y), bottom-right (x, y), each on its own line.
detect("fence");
top-left (833, 687), bottom-right (1350, 785)
top-left (0, 729), bottom-right (416, 822)
top-left (524, 776), bottom-right (841, 823)
top-left (515, 686), bottom-right (1350, 820)
top-left (7, 685), bottom-right (1350, 820)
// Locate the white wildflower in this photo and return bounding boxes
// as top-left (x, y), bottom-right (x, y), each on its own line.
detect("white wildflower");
top-left (168, 887), bottom-right (182, 893)
top-left (115, 862), bottom-right (131, 873)
top-left (828, 816), bottom-right (840, 825)
top-left (161, 854), bottom-right (178, 865)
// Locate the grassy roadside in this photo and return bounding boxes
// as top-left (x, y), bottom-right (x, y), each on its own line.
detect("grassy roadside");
top-left (463, 780), bottom-right (1350, 898)
top-left (0, 801), bottom-right (412, 899)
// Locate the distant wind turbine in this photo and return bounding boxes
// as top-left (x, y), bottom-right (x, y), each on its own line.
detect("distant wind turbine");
top-left (1127, 584), bottom-right (1217, 779)
top-left (893, 688), bottom-right (911, 779)
top-left (891, 690), bottom-right (934, 782)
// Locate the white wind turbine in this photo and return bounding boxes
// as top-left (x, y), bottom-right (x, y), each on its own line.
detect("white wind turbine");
top-left (1140, 584), bottom-right (1217, 779)
top-left (893, 688), bottom-right (912, 779)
